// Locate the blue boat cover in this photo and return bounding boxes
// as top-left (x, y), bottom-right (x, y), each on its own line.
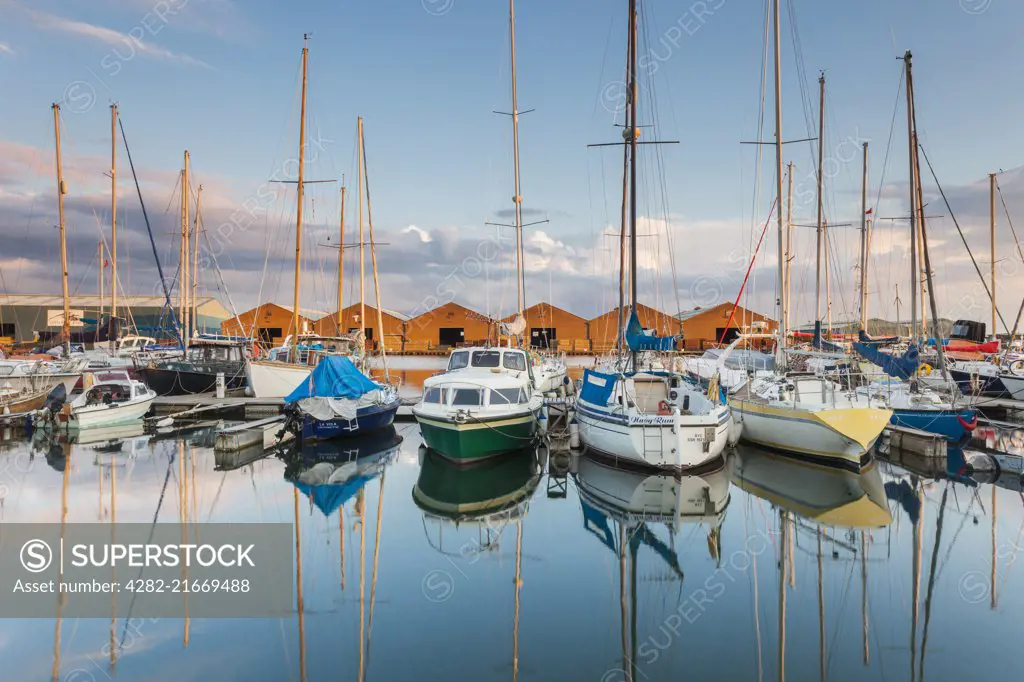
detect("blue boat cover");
top-left (858, 329), bottom-right (899, 345)
top-left (580, 369), bottom-right (617, 405)
top-left (625, 308), bottom-right (677, 352)
top-left (293, 475), bottom-right (376, 516)
top-left (812, 321), bottom-right (843, 353)
top-left (853, 342), bottom-right (920, 381)
top-left (285, 355), bottom-right (379, 404)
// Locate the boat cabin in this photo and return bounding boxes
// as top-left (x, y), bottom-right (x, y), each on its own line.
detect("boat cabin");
top-left (421, 382), bottom-right (531, 409)
top-left (117, 336), bottom-right (158, 353)
top-left (83, 371), bottom-right (147, 404)
top-left (266, 335), bottom-right (358, 365)
top-left (186, 339), bottom-right (246, 363)
top-left (446, 348), bottom-right (530, 373)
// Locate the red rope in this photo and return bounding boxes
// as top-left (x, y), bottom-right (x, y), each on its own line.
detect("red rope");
top-left (718, 197), bottom-right (779, 345)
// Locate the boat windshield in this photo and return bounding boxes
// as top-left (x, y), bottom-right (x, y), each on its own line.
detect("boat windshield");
top-left (423, 387), bottom-right (448, 404)
top-left (448, 351), bottom-right (470, 371)
top-left (503, 352), bottom-right (527, 371)
top-left (490, 388), bottom-right (526, 405)
top-left (452, 388), bottom-right (483, 406)
top-left (471, 351), bottom-right (501, 368)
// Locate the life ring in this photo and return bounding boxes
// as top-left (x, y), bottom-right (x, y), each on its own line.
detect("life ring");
top-left (657, 400), bottom-right (672, 416)
top-left (917, 363), bottom-right (933, 376)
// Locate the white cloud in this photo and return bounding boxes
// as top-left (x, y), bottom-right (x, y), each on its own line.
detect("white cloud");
top-left (402, 225), bottom-right (432, 243)
top-left (0, 43), bottom-right (13, 56)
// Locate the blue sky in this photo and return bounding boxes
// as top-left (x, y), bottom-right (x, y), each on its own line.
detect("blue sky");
top-left (2, 0), bottom-right (1023, 329)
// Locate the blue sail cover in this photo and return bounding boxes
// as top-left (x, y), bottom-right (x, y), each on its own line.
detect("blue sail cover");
top-left (812, 321), bottom-right (844, 353)
top-left (625, 309), bottom-right (677, 352)
top-left (284, 355), bottom-right (379, 404)
top-left (580, 369), bottom-right (617, 405)
top-left (294, 475), bottom-right (376, 516)
top-left (853, 342), bottom-right (920, 381)
top-left (858, 329), bottom-right (899, 345)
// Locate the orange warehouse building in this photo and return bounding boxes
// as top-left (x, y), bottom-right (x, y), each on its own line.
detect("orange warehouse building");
top-left (676, 303), bottom-right (777, 350)
top-left (501, 302), bottom-right (589, 351)
top-left (220, 303), bottom-right (316, 345)
top-left (588, 303), bottom-right (683, 354)
top-left (314, 304), bottom-right (407, 351)
top-left (405, 302), bottom-right (493, 351)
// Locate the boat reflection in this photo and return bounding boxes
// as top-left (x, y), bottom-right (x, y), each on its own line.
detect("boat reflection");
top-left (731, 445), bottom-right (891, 529)
top-left (574, 457), bottom-right (730, 682)
top-left (280, 426), bottom-right (402, 517)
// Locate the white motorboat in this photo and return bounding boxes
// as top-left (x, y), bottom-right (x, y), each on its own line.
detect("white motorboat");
top-left (41, 370), bottom-right (155, 429)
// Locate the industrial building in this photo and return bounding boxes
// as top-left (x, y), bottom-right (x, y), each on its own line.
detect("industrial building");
top-left (314, 304), bottom-right (408, 352)
top-left (0, 294), bottom-right (229, 344)
top-left (675, 303), bottom-right (777, 349)
top-left (501, 302), bottom-right (589, 351)
top-left (220, 303), bottom-right (323, 346)
top-left (405, 302), bottom-right (494, 351)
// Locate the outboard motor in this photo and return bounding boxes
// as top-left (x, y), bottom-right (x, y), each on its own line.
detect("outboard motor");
top-left (42, 383), bottom-right (67, 416)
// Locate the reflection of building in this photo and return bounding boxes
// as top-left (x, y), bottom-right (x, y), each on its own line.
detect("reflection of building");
top-left (501, 302), bottom-right (589, 351)
top-left (674, 302), bottom-right (777, 350)
top-left (314, 304), bottom-right (408, 351)
top-left (220, 303), bottom-right (320, 345)
top-left (587, 303), bottom-right (682, 354)
top-left (0, 294), bottom-right (229, 343)
top-left (405, 302), bottom-right (494, 351)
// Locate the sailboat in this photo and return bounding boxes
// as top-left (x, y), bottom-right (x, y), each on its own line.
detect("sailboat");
top-left (245, 37), bottom-right (368, 399)
top-left (724, 0), bottom-right (891, 472)
top-left (413, 2), bottom-right (554, 464)
top-left (575, 0), bottom-right (732, 472)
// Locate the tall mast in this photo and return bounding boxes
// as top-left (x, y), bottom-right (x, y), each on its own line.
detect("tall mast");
top-left (913, 133), bottom-right (929, 335)
top-left (509, 0), bottom-right (525, 332)
top-left (814, 73), bottom-right (826, 326)
top-left (98, 241), bottom-right (104, 324)
top-left (772, 0), bottom-right (787, 354)
top-left (785, 161), bottom-right (794, 331)
top-left (52, 103), bottom-right (71, 355)
top-left (859, 142), bottom-right (870, 331)
top-left (358, 116), bottom-right (366, 353)
top-left (291, 35), bottom-right (310, 359)
top-left (904, 51), bottom-right (918, 341)
top-left (191, 184), bottom-right (203, 334)
top-left (627, 0), bottom-right (638, 312)
top-left (361, 123), bottom-right (390, 379)
top-left (990, 172), bottom-right (997, 340)
top-left (337, 182), bottom-right (347, 332)
top-left (109, 104), bottom-right (118, 350)
top-left (184, 151), bottom-right (191, 340)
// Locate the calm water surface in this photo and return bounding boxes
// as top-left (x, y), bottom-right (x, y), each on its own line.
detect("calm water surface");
top-left (0, 414), bottom-right (1021, 681)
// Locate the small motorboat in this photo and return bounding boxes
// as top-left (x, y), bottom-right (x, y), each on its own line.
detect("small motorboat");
top-left (37, 370), bottom-right (155, 429)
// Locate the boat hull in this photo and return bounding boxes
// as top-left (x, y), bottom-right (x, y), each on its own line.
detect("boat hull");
top-left (890, 407), bottom-right (977, 445)
top-left (139, 367), bottom-right (245, 396)
top-left (414, 410), bottom-right (538, 463)
top-left (1000, 374), bottom-right (1024, 401)
top-left (576, 401), bottom-right (731, 472)
top-left (69, 395), bottom-right (155, 429)
top-left (728, 400), bottom-right (891, 472)
top-left (299, 400), bottom-right (401, 441)
top-left (948, 367), bottom-right (1010, 398)
top-left (246, 360), bottom-right (312, 399)
top-left (0, 373), bottom-right (80, 397)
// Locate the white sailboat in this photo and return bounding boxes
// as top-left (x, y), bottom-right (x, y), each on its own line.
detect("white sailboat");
top-left (725, 0), bottom-right (891, 471)
top-left (575, 0), bottom-right (731, 473)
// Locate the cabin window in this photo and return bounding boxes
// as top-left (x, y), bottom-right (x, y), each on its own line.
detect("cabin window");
top-left (423, 387), bottom-right (447, 404)
top-left (448, 351), bottom-right (470, 371)
top-left (491, 388), bottom-right (526, 405)
top-left (503, 352), bottom-right (527, 371)
top-left (471, 351), bottom-right (501, 368)
top-left (0, 323), bottom-right (14, 337)
top-left (452, 388), bottom-right (483, 406)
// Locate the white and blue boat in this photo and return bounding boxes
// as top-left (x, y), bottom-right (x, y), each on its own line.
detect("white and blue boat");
top-left (281, 355), bottom-right (400, 442)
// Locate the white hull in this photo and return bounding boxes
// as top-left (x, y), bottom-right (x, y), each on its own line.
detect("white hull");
top-left (70, 395), bottom-right (154, 429)
top-left (577, 402), bottom-right (731, 470)
top-left (0, 372), bottom-right (79, 396)
top-left (1000, 374), bottom-right (1024, 401)
top-left (246, 360), bottom-right (312, 399)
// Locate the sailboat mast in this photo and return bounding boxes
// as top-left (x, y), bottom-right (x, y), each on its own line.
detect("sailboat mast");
top-left (509, 0), bottom-right (525, 328)
top-left (52, 103), bottom-right (71, 354)
top-left (627, 0), bottom-right (638, 312)
top-left (191, 185), bottom-right (203, 334)
top-left (772, 0), bottom-right (787, 353)
top-left (859, 142), bottom-right (869, 330)
top-left (904, 51), bottom-right (918, 341)
top-left (98, 241), bottom-right (105, 324)
top-left (785, 161), bottom-right (794, 331)
top-left (814, 74), bottom-right (825, 326)
top-left (291, 36), bottom-right (310, 359)
top-left (358, 116), bottom-right (366, 351)
top-left (361, 124), bottom-right (391, 379)
top-left (183, 151), bottom-right (191, 341)
top-left (989, 172), bottom-right (997, 340)
top-left (337, 183), bottom-right (347, 332)
top-left (109, 104), bottom-right (118, 349)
